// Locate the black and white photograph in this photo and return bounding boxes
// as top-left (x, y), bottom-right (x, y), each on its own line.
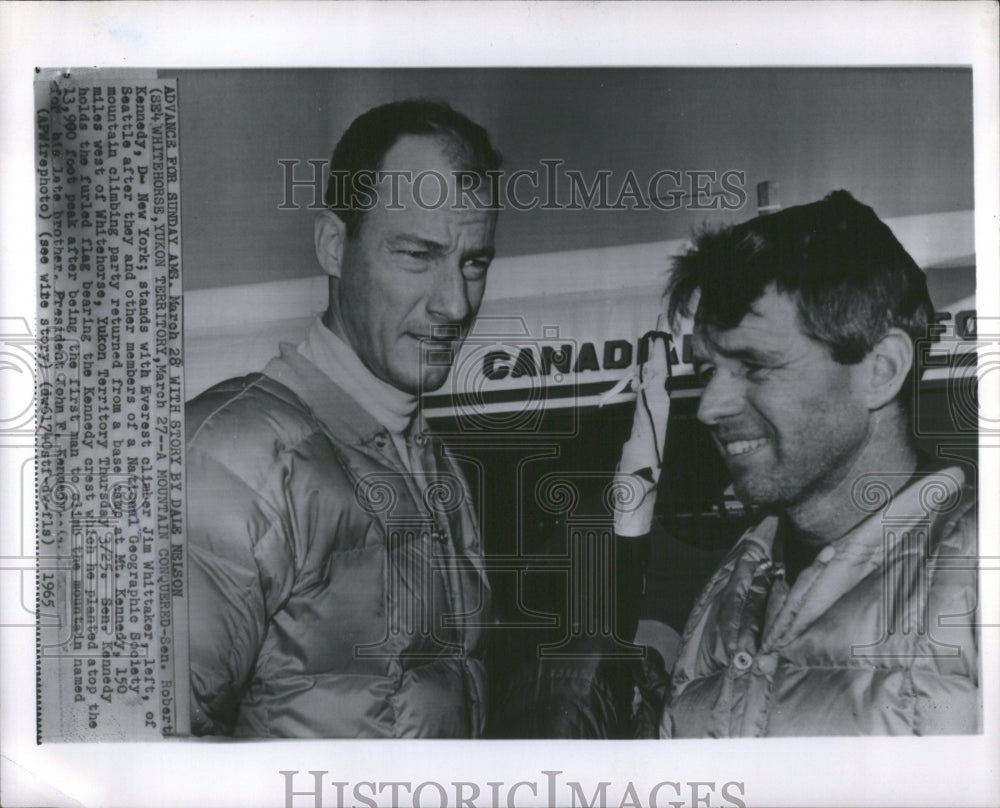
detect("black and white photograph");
top-left (175, 67), bottom-right (982, 742)
top-left (2, 3), bottom-right (999, 807)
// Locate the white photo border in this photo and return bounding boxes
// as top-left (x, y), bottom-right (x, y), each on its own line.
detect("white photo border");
top-left (2, 3), bottom-right (998, 807)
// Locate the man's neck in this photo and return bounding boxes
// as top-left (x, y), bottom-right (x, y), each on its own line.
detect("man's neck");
top-left (783, 410), bottom-right (919, 546)
top-left (301, 296), bottom-right (416, 438)
top-left (322, 286), bottom-right (351, 345)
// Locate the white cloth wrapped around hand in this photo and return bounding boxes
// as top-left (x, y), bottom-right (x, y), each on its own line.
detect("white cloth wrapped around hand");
top-left (611, 313), bottom-right (672, 537)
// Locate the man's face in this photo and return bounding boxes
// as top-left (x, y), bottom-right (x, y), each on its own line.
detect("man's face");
top-left (692, 288), bottom-right (873, 512)
top-left (338, 135), bottom-right (497, 395)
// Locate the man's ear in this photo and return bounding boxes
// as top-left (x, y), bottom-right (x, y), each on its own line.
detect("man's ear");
top-left (864, 328), bottom-right (914, 410)
top-left (314, 209), bottom-right (347, 278)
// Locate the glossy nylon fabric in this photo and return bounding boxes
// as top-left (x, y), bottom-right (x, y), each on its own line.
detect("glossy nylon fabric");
top-left (664, 467), bottom-right (979, 737)
top-left (185, 346), bottom-right (490, 737)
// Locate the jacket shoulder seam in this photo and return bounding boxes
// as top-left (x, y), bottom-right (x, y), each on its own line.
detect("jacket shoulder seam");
top-left (188, 375), bottom-right (324, 452)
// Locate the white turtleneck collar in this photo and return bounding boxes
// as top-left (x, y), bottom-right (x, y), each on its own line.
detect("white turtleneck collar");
top-left (297, 300), bottom-right (417, 467)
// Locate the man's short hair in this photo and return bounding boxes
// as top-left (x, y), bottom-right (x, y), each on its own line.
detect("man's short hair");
top-left (324, 99), bottom-right (503, 237)
top-left (665, 190), bottom-right (936, 407)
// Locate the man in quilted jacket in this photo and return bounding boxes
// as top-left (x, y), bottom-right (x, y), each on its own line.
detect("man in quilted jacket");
top-left (627, 191), bottom-right (978, 736)
top-left (185, 100), bottom-right (501, 736)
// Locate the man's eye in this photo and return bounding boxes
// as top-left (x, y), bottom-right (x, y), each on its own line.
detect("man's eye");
top-left (744, 363), bottom-right (769, 380)
top-left (395, 249), bottom-right (432, 269)
top-left (696, 365), bottom-right (716, 383)
top-left (462, 259), bottom-right (490, 280)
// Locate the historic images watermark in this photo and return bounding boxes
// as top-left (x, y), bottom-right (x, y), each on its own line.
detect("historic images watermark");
top-left (277, 160), bottom-right (750, 213)
top-left (279, 769), bottom-right (748, 808)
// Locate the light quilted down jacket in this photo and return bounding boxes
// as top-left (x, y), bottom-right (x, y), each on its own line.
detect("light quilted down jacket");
top-left (664, 465), bottom-right (978, 737)
top-left (186, 346), bottom-right (490, 737)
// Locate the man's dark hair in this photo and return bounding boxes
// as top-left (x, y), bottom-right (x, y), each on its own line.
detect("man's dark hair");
top-left (324, 99), bottom-right (502, 236)
top-left (665, 190), bottom-right (936, 408)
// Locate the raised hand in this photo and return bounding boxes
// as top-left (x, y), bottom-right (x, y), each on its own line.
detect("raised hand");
top-left (613, 312), bottom-right (673, 536)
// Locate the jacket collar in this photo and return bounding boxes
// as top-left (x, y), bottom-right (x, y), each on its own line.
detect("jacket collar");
top-left (262, 343), bottom-right (430, 447)
top-left (758, 464), bottom-right (968, 646)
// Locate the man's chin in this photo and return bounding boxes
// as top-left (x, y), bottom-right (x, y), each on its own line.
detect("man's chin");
top-left (731, 476), bottom-right (781, 511)
top-left (414, 369), bottom-right (452, 395)
top-left (382, 358), bottom-right (451, 396)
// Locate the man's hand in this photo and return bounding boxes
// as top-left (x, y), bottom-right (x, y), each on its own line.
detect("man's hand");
top-left (613, 312), bottom-right (672, 536)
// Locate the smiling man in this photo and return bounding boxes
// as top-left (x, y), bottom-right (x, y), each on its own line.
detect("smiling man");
top-left (650, 191), bottom-right (979, 736)
top-left (184, 100), bottom-right (500, 737)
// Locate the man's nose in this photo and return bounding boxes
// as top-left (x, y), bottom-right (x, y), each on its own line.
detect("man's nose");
top-left (696, 370), bottom-right (745, 425)
top-left (427, 262), bottom-right (472, 325)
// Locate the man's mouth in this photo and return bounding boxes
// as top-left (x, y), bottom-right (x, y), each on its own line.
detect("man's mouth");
top-left (410, 326), bottom-right (462, 344)
top-left (410, 333), bottom-right (452, 345)
top-left (721, 437), bottom-right (769, 457)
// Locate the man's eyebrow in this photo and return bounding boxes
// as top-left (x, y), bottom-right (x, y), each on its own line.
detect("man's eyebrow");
top-left (721, 345), bottom-right (785, 363)
top-left (389, 236), bottom-right (494, 261)
top-left (390, 234), bottom-right (447, 252)
top-left (466, 245), bottom-right (495, 261)
top-left (694, 338), bottom-right (785, 365)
